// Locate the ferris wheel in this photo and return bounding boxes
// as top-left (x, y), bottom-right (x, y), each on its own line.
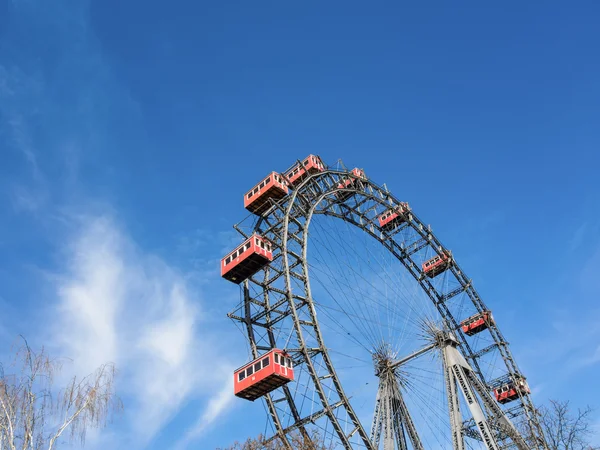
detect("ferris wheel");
top-left (221, 156), bottom-right (548, 450)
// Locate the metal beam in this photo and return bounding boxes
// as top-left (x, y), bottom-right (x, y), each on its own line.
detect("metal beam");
top-left (390, 343), bottom-right (436, 370)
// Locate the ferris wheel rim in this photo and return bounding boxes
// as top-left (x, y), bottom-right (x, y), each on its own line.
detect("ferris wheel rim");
top-left (234, 166), bottom-right (544, 449)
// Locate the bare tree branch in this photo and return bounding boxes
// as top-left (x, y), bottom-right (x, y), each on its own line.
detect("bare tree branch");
top-left (521, 399), bottom-right (599, 450)
top-left (0, 339), bottom-right (122, 450)
top-left (217, 429), bottom-right (334, 450)
top-left (0, 385), bottom-right (17, 450)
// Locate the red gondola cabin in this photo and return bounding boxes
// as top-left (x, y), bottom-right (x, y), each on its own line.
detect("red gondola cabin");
top-left (285, 155), bottom-right (325, 186)
top-left (234, 349), bottom-right (295, 401)
top-left (461, 311), bottom-right (493, 336)
top-left (422, 252), bottom-right (451, 278)
top-left (494, 377), bottom-right (530, 404)
top-left (336, 168), bottom-right (366, 201)
top-left (245, 172), bottom-right (289, 216)
top-left (378, 203), bottom-right (410, 231)
top-left (221, 234), bottom-right (273, 284)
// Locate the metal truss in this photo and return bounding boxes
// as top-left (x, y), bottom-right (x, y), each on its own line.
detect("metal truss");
top-left (370, 346), bottom-right (426, 450)
top-left (441, 334), bottom-right (530, 450)
top-left (227, 162), bottom-right (548, 450)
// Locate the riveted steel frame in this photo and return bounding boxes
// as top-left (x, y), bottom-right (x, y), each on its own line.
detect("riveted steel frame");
top-left (370, 371), bottom-right (424, 450)
top-left (229, 166), bottom-right (548, 450)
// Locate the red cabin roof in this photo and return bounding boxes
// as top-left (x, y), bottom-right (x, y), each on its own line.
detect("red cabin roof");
top-left (285, 155), bottom-right (325, 186)
top-left (422, 252), bottom-right (451, 278)
top-left (234, 349), bottom-right (294, 401)
top-left (494, 378), bottom-right (529, 404)
top-left (378, 203), bottom-right (410, 231)
top-left (221, 234), bottom-right (273, 284)
top-left (336, 168), bottom-right (366, 201)
top-left (461, 311), bottom-right (493, 336)
top-left (245, 172), bottom-right (289, 216)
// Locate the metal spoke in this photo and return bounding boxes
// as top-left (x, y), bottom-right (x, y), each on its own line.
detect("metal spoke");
top-left (225, 161), bottom-right (548, 450)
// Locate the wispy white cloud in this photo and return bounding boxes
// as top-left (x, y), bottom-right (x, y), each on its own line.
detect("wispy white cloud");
top-left (48, 214), bottom-right (234, 449)
top-left (523, 309), bottom-right (600, 367)
top-left (580, 244), bottom-right (600, 296)
top-left (1, 2), bottom-right (240, 447)
top-left (0, 1), bottom-right (138, 214)
top-left (0, 70), bottom-right (48, 212)
top-left (578, 345), bottom-right (600, 368)
top-left (173, 378), bottom-right (236, 450)
top-left (53, 216), bottom-right (122, 374)
top-left (569, 222), bottom-right (588, 252)
top-left (7, 115), bottom-right (40, 176)
top-left (10, 184), bottom-right (46, 213)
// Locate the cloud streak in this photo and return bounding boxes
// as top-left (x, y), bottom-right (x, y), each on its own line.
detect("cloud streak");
top-left (50, 214), bottom-right (234, 449)
top-left (0, 2), bottom-right (238, 447)
top-left (173, 378), bottom-right (236, 450)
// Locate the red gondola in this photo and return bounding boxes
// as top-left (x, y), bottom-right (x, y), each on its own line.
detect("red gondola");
top-left (244, 172), bottom-right (289, 216)
top-left (336, 168), bottom-right (366, 201)
top-left (378, 203), bottom-right (410, 231)
top-left (422, 252), bottom-right (451, 278)
top-left (221, 234), bottom-right (273, 284)
top-left (234, 349), bottom-right (295, 401)
top-left (494, 377), bottom-right (530, 404)
top-left (461, 311), bottom-right (493, 336)
top-left (285, 155), bottom-right (325, 186)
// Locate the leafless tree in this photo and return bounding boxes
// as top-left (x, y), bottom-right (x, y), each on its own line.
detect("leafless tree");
top-left (531, 400), bottom-right (599, 450)
top-left (224, 398), bottom-right (600, 450)
top-left (0, 338), bottom-right (122, 449)
top-left (217, 429), bottom-right (333, 450)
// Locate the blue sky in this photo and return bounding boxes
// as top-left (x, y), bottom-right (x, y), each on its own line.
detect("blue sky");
top-left (1, 1), bottom-right (599, 448)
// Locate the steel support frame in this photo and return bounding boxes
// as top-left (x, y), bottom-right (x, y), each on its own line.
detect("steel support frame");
top-left (442, 340), bottom-right (530, 450)
top-left (228, 166), bottom-right (547, 450)
top-left (370, 370), bottom-right (424, 450)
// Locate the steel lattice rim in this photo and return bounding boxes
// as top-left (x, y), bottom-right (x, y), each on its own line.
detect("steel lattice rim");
top-left (229, 165), bottom-right (545, 450)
